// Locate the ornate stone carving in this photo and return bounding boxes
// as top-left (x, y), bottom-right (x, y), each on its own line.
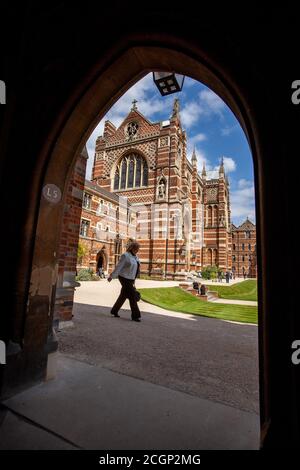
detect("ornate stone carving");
top-left (159, 136), bottom-right (169, 147)
top-left (207, 187), bottom-right (218, 202)
top-left (125, 121), bottom-right (139, 140)
top-left (96, 151), bottom-right (106, 161)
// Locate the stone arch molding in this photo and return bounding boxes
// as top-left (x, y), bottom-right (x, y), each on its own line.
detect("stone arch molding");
top-left (23, 41), bottom-right (262, 430)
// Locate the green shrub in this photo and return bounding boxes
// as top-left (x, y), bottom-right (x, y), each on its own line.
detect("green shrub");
top-left (76, 268), bottom-right (99, 281)
top-left (201, 265), bottom-right (218, 280)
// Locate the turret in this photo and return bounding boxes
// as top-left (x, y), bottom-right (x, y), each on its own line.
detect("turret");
top-left (202, 162), bottom-right (207, 180)
top-left (191, 147), bottom-right (197, 169)
top-left (171, 97), bottom-right (180, 120)
top-left (219, 156), bottom-right (225, 177)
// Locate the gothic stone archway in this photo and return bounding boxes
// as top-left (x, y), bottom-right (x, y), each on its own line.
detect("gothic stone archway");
top-left (2, 27), bottom-right (297, 447)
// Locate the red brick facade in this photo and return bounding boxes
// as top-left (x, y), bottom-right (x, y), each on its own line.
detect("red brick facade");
top-left (91, 100), bottom-right (232, 279)
top-left (78, 181), bottom-right (137, 273)
top-left (231, 219), bottom-right (257, 278)
top-left (56, 100), bottom-right (256, 323)
top-left (54, 148), bottom-right (88, 323)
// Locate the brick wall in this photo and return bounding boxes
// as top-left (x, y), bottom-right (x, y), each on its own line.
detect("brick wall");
top-left (54, 149), bottom-right (88, 323)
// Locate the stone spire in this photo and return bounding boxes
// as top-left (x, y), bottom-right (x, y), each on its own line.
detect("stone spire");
top-left (202, 162), bottom-right (207, 180)
top-left (219, 156), bottom-right (225, 177)
top-left (191, 147), bottom-right (197, 169)
top-left (171, 97), bottom-right (180, 119)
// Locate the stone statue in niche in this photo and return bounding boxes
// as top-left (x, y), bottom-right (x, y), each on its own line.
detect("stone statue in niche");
top-left (158, 179), bottom-right (166, 199)
top-left (219, 214), bottom-right (225, 226)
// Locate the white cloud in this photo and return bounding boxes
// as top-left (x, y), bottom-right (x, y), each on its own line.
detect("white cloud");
top-left (189, 133), bottom-right (207, 144)
top-left (104, 73), bottom-right (174, 123)
top-left (187, 133), bottom-right (207, 157)
top-left (183, 77), bottom-right (197, 88)
top-left (205, 156), bottom-right (236, 180)
top-left (180, 101), bottom-right (202, 128)
top-left (194, 148), bottom-right (208, 170)
top-left (223, 156), bottom-right (236, 173)
top-left (198, 89), bottom-right (225, 117)
top-left (206, 169), bottom-right (219, 179)
top-left (230, 179), bottom-right (256, 225)
top-left (221, 124), bottom-right (238, 136)
top-left (186, 131), bottom-right (210, 174)
top-left (238, 178), bottom-right (252, 189)
top-left (180, 89), bottom-right (226, 131)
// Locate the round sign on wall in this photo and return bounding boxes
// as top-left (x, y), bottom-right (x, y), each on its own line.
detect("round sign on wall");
top-left (42, 184), bottom-right (62, 203)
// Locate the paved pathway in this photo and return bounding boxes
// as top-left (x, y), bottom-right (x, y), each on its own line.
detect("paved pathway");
top-left (1, 355), bottom-right (259, 450)
top-left (71, 278), bottom-right (257, 318)
top-left (59, 280), bottom-right (260, 414)
top-left (0, 279), bottom-right (259, 450)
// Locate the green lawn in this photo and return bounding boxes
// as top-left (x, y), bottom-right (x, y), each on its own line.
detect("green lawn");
top-left (140, 287), bottom-right (258, 324)
top-left (207, 280), bottom-right (257, 301)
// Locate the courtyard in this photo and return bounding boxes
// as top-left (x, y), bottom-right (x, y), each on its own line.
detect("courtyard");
top-left (60, 279), bottom-right (259, 414)
top-left (0, 279), bottom-right (259, 449)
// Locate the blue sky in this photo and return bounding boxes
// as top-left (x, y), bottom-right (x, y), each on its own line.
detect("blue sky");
top-left (86, 74), bottom-right (255, 226)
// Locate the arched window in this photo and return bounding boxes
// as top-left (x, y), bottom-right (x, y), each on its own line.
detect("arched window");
top-left (114, 154), bottom-right (148, 190)
top-left (208, 248), bottom-right (213, 265)
top-left (114, 169), bottom-right (120, 190)
top-left (208, 206), bottom-right (212, 225)
top-left (213, 249), bottom-right (218, 265)
top-left (213, 205), bottom-right (218, 225)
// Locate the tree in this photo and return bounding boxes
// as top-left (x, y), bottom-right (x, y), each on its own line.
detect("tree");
top-left (77, 241), bottom-right (88, 264)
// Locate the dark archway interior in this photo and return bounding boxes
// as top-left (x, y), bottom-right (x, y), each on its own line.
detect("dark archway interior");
top-left (96, 250), bottom-right (107, 272)
top-left (0, 3), bottom-right (300, 448)
top-left (97, 256), bottom-right (104, 270)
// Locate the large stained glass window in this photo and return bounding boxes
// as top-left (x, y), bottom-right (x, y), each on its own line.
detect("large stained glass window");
top-left (120, 159), bottom-right (127, 189)
top-left (127, 156), bottom-right (135, 188)
top-left (135, 156), bottom-right (142, 187)
top-left (114, 154), bottom-right (148, 190)
top-left (114, 168), bottom-right (120, 190)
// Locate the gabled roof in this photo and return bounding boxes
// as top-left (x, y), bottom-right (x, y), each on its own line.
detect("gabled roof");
top-left (105, 108), bottom-right (161, 145)
top-left (237, 218), bottom-right (256, 230)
